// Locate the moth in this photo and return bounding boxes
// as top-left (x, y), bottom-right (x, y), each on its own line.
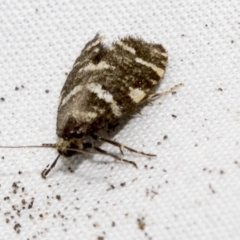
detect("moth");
top-left (1, 33), bottom-right (176, 178)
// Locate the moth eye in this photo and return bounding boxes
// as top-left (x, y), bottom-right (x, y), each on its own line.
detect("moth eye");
top-left (69, 131), bottom-right (84, 138)
top-left (82, 142), bottom-right (92, 148)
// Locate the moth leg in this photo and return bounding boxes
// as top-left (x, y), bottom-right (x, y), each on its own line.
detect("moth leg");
top-left (91, 134), bottom-right (155, 157)
top-left (147, 83), bottom-right (183, 101)
top-left (41, 154), bottom-right (61, 179)
top-left (94, 146), bottom-right (138, 168)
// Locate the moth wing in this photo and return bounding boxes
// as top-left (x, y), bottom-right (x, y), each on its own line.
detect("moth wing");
top-left (57, 35), bottom-right (168, 138)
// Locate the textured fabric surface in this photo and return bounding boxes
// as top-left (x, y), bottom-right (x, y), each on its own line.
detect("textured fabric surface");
top-left (0, 1), bottom-right (240, 239)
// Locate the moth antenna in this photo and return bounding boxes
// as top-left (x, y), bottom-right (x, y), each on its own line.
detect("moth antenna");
top-left (147, 83), bottom-right (183, 101)
top-left (0, 144), bottom-right (58, 178)
top-left (41, 154), bottom-right (61, 179)
top-left (41, 148), bottom-right (99, 178)
top-left (0, 144), bottom-right (57, 149)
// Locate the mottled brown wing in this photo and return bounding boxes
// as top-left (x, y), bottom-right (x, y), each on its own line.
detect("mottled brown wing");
top-left (57, 34), bottom-right (167, 139)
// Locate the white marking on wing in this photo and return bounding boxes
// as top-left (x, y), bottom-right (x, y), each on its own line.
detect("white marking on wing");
top-left (149, 79), bottom-right (158, 85)
top-left (116, 41), bottom-right (136, 54)
top-left (87, 83), bottom-right (121, 117)
top-left (152, 49), bottom-right (168, 58)
top-left (85, 35), bottom-right (103, 52)
top-left (161, 60), bottom-right (167, 66)
top-left (60, 85), bottom-right (83, 108)
top-left (135, 57), bottom-right (165, 78)
top-left (72, 61), bottom-right (80, 69)
top-left (161, 52), bottom-right (168, 58)
top-left (128, 87), bottom-right (146, 103)
top-left (73, 110), bottom-right (98, 122)
top-left (84, 61), bottom-right (111, 71)
top-left (78, 61), bottom-right (114, 74)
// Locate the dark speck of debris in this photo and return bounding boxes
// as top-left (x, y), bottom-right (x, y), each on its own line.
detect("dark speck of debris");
top-left (4, 196), bottom-right (10, 200)
top-left (231, 40), bottom-right (234, 43)
top-left (220, 170), bottom-right (224, 174)
top-left (21, 199), bottom-right (26, 205)
top-left (137, 218), bottom-right (146, 230)
top-left (217, 88), bottom-right (223, 91)
top-left (132, 177), bottom-right (138, 182)
top-left (12, 182), bottom-right (19, 194)
top-left (93, 222), bottom-right (100, 228)
top-left (209, 184), bottom-right (216, 194)
top-left (97, 237), bottom-right (104, 240)
top-left (13, 222), bottom-right (21, 234)
top-left (56, 195), bottom-right (61, 201)
top-left (15, 86), bottom-right (19, 91)
top-left (107, 184), bottom-right (115, 191)
top-left (45, 89), bottom-right (49, 93)
top-left (157, 142), bottom-right (161, 145)
top-left (12, 182), bottom-right (19, 188)
top-left (172, 114), bottom-right (177, 118)
top-left (39, 214), bottom-right (43, 218)
top-left (112, 221), bottom-right (116, 227)
top-left (163, 135), bottom-right (168, 140)
top-left (120, 182), bottom-right (126, 187)
top-left (172, 91), bottom-right (177, 95)
top-left (1, 97), bottom-right (5, 101)
top-left (1, 156), bottom-right (4, 159)
top-left (6, 218), bottom-right (9, 223)
top-left (28, 198), bottom-right (34, 209)
top-left (18, 171), bottom-right (22, 175)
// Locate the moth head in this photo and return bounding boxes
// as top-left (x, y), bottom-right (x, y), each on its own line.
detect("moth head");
top-left (56, 137), bottom-right (83, 157)
top-left (57, 116), bottom-right (88, 139)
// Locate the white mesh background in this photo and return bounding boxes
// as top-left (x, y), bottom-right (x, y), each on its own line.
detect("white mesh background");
top-left (0, 1), bottom-right (240, 239)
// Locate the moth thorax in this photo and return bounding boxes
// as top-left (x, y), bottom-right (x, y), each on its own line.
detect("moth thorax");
top-left (57, 137), bottom-right (83, 157)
